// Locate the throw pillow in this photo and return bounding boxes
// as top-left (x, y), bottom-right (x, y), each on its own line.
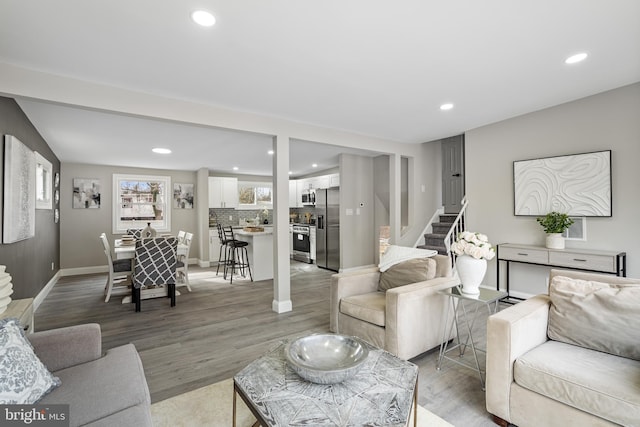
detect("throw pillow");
top-left (0, 318), bottom-right (61, 404)
top-left (548, 276), bottom-right (640, 361)
top-left (378, 257), bottom-right (437, 291)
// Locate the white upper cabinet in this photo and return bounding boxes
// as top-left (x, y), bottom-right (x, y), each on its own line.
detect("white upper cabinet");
top-left (208, 177), bottom-right (238, 208)
top-left (329, 173), bottom-right (340, 187)
top-left (289, 180), bottom-right (300, 208)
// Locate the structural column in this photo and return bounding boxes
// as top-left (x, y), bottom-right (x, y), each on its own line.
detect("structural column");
top-left (272, 134), bottom-right (292, 313)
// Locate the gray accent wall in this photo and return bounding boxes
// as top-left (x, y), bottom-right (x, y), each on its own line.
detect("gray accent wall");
top-left (0, 97), bottom-right (60, 300)
top-left (60, 163), bottom-right (198, 270)
top-left (465, 82), bottom-right (640, 296)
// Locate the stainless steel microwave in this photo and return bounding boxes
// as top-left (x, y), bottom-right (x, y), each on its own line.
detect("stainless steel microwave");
top-left (301, 189), bottom-right (315, 205)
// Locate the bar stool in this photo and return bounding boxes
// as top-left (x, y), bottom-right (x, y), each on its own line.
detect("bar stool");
top-left (215, 224), bottom-right (230, 276)
top-left (222, 226), bottom-right (253, 284)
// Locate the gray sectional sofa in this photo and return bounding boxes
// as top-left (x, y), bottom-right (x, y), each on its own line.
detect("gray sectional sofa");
top-left (486, 269), bottom-right (640, 427)
top-left (30, 323), bottom-right (153, 427)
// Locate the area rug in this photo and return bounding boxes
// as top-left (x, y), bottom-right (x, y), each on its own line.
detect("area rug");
top-left (151, 378), bottom-right (453, 427)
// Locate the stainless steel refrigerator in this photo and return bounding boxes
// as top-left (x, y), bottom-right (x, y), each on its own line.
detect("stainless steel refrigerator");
top-left (316, 187), bottom-right (340, 271)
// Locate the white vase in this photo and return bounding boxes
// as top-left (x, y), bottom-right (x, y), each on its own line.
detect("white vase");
top-left (456, 255), bottom-right (487, 295)
top-left (546, 233), bottom-right (565, 249)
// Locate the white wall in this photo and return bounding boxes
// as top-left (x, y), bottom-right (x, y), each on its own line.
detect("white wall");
top-left (465, 82), bottom-right (640, 295)
top-left (61, 163), bottom-right (198, 270)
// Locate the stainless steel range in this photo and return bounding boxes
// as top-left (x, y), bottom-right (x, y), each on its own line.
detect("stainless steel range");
top-left (292, 224), bottom-right (311, 263)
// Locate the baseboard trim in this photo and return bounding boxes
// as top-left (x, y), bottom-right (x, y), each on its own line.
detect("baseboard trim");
top-left (34, 271), bottom-right (62, 312)
top-left (61, 266), bottom-right (108, 277)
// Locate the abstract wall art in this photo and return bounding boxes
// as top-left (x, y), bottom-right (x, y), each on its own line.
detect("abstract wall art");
top-left (514, 150), bottom-right (611, 217)
top-left (3, 135), bottom-right (36, 243)
top-left (73, 178), bottom-right (101, 209)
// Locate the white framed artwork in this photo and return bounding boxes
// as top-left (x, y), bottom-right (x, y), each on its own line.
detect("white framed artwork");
top-left (514, 150), bottom-right (612, 217)
top-left (3, 135), bottom-right (36, 243)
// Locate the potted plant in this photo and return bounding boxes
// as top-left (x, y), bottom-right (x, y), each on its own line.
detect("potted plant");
top-left (536, 212), bottom-right (574, 249)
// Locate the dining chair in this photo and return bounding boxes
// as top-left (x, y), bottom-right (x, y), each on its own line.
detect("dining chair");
top-left (177, 230), bottom-right (186, 244)
top-left (99, 233), bottom-right (133, 302)
top-left (222, 226), bottom-right (253, 284)
top-left (132, 237), bottom-right (178, 312)
top-left (176, 232), bottom-right (193, 292)
top-left (126, 228), bottom-right (143, 240)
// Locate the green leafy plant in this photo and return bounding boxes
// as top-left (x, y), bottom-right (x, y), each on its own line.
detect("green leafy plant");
top-left (536, 212), bottom-right (574, 234)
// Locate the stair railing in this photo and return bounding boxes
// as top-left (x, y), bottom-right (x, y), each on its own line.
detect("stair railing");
top-left (444, 196), bottom-right (468, 269)
top-left (413, 206), bottom-right (445, 248)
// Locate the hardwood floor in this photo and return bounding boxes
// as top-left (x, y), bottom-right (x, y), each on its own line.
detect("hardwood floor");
top-left (35, 261), bottom-right (500, 426)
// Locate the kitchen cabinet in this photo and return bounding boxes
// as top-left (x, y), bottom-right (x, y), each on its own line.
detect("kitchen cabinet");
top-left (329, 173), bottom-right (340, 187)
top-left (289, 225), bottom-right (293, 258)
top-left (310, 226), bottom-right (316, 262)
top-left (289, 180), bottom-right (300, 208)
top-left (209, 229), bottom-right (222, 263)
top-left (208, 177), bottom-right (238, 208)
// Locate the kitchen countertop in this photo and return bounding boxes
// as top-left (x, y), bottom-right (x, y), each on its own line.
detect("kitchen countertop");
top-left (234, 229), bottom-right (273, 236)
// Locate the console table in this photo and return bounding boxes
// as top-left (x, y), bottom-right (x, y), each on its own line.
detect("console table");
top-left (0, 298), bottom-right (34, 333)
top-left (496, 243), bottom-right (626, 300)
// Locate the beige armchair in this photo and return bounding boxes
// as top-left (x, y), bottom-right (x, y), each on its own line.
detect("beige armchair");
top-left (330, 254), bottom-right (458, 360)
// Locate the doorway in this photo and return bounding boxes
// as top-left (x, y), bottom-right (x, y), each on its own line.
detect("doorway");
top-left (441, 135), bottom-right (465, 214)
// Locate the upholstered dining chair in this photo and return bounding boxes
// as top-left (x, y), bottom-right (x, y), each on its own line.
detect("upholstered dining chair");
top-left (132, 237), bottom-right (178, 312)
top-left (176, 232), bottom-right (193, 292)
top-left (99, 233), bottom-right (133, 302)
top-left (126, 228), bottom-right (143, 240)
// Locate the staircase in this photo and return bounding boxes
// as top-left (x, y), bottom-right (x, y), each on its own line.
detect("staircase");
top-left (416, 197), bottom-right (468, 269)
top-left (417, 214), bottom-right (459, 255)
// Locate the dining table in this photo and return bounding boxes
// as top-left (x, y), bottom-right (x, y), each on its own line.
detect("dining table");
top-left (113, 238), bottom-right (189, 304)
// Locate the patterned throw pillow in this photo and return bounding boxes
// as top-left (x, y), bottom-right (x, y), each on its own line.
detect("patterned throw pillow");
top-left (0, 318), bottom-right (61, 404)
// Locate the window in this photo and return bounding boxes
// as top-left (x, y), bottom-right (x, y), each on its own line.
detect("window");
top-left (112, 174), bottom-right (171, 233)
top-left (238, 181), bottom-right (272, 209)
top-left (35, 152), bottom-right (53, 210)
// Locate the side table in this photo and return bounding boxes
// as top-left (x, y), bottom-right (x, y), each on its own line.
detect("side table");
top-left (437, 286), bottom-right (506, 390)
top-left (0, 298), bottom-right (35, 333)
top-left (234, 340), bottom-right (419, 426)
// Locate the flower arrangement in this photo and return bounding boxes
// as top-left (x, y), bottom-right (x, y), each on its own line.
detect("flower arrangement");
top-left (451, 231), bottom-right (496, 260)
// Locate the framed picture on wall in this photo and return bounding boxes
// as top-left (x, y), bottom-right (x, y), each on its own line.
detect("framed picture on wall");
top-left (173, 183), bottom-right (194, 209)
top-left (73, 178), bottom-right (101, 209)
top-left (513, 150), bottom-right (612, 217)
top-left (3, 135), bottom-right (36, 243)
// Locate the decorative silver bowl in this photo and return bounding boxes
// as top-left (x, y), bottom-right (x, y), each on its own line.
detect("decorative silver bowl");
top-left (284, 334), bottom-right (369, 384)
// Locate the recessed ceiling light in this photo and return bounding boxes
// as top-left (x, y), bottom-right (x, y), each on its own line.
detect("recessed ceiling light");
top-left (288, 171), bottom-right (293, 175)
top-left (312, 164), bottom-right (318, 168)
top-left (152, 148), bottom-right (171, 154)
top-left (565, 53), bottom-right (588, 64)
top-left (232, 166), bottom-right (239, 171)
top-left (191, 10), bottom-right (216, 27)
top-left (268, 150), bottom-right (274, 155)
top-left (440, 103), bottom-right (454, 111)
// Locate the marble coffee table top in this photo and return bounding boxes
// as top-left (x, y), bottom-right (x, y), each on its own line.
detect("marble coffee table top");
top-left (234, 339), bottom-right (418, 426)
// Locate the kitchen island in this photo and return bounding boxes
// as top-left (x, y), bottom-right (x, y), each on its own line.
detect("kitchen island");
top-left (234, 228), bottom-right (273, 281)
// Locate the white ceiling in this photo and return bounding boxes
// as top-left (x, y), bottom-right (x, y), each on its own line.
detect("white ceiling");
top-left (1, 1), bottom-right (639, 176)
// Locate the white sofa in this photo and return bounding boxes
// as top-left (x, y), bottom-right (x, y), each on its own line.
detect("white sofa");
top-left (486, 269), bottom-right (640, 427)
